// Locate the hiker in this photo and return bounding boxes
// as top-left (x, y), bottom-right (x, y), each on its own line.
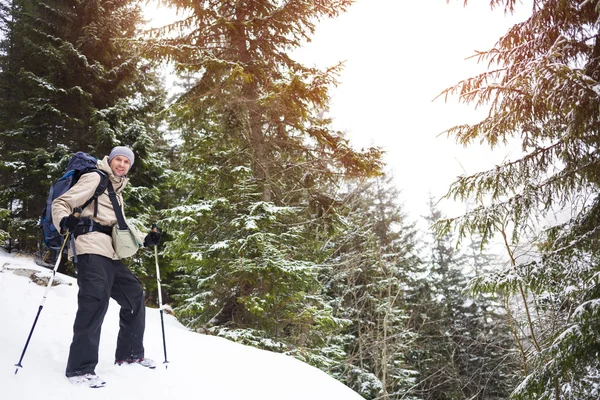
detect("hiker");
top-left (52, 146), bottom-right (161, 387)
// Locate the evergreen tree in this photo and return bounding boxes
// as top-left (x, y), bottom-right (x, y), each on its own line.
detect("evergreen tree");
top-left (146, 0), bottom-right (382, 202)
top-left (437, 1), bottom-right (600, 398)
top-left (324, 175), bottom-right (421, 399)
top-left (0, 0), bottom-right (164, 252)
top-left (161, 99), bottom-right (350, 363)
top-left (150, 0), bottom-right (383, 367)
top-left (410, 199), bottom-right (517, 400)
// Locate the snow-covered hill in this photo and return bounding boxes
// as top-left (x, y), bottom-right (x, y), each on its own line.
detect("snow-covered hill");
top-left (0, 251), bottom-right (363, 399)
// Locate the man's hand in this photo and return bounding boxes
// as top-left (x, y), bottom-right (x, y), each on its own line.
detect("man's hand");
top-left (144, 223), bottom-right (161, 247)
top-left (60, 207), bottom-right (82, 233)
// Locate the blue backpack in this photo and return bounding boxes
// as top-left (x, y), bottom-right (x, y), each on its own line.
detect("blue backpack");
top-left (40, 152), bottom-right (109, 250)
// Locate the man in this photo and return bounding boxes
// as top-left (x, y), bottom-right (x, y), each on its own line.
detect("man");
top-left (52, 146), bottom-right (161, 388)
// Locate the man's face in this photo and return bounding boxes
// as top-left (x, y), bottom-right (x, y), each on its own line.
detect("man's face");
top-left (109, 155), bottom-right (131, 177)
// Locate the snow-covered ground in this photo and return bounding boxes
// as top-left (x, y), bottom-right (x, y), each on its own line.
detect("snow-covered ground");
top-left (0, 251), bottom-right (363, 399)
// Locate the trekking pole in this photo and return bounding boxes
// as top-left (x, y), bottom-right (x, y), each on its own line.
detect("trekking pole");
top-left (14, 208), bottom-right (80, 375)
top-left (153, 228), bottom-right (169, 368)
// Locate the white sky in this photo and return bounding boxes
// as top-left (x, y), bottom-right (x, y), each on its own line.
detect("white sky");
top-left (142, 0), bottom-right (534, 221)
top-left (1, 251), bottom-right (362, 399)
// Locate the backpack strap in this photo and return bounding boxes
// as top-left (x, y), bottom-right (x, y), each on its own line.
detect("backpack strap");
top-left (79, 170), bottom-right (109, 217)
top-left (107, 182), bottom-right (128, 230)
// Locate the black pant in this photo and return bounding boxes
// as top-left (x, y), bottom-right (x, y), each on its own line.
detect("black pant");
top-left (65, 254), bottom-right (145, 377)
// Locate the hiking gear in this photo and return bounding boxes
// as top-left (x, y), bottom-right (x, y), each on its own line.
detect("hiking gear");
top-left (108, 146), bottom-right (135, 166)
top-left (61, 211), bottom-right (81, 233)
top-left (143, 224), bottom-right (161, 247)
top-left (115, 357), bottom-right (156, 369)
top-left (155, 245), bottom-right (170, 368)
top-left (111, 224), bottom-right (143, 259)
top-left (108, 182), bottom-right (143, 258)
top-left (41, 152), bottom-right (109, 252)
top-left (66, 254), bottom-right (145, 377)
top-left (72, 217), bottom-right (112, 239)
top-left (52, 156), bottom-right (129, 260)
top-left (67, 374), bottom-right (106, 388)
top-left (15, 231), bottom-right (73, 375)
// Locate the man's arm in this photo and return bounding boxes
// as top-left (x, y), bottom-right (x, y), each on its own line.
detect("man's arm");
top-left (51, 172), bottom-right (101, 234)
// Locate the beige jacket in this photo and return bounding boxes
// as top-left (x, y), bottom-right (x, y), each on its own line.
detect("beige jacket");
top-left (52, 156), bottom-right (128, 260)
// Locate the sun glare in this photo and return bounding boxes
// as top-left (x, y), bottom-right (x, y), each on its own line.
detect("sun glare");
top-left (141, 1), bottom-right (180, 29)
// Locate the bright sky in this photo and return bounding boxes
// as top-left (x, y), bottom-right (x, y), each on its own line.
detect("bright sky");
top-left (142, 0), bottom-right (534, 221)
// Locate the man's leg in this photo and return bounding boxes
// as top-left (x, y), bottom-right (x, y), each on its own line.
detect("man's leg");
top-left (65, 254), bottom-right (114, 377)
top-left (111, 260), bottom-right (146, 361)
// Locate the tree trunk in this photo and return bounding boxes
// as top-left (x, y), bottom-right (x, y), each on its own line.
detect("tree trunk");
top-left (233, 6), bottom-right (270, 202)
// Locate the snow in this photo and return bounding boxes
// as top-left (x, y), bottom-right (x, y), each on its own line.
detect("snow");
top-left (461, 298), bottom-right (474, 308)
top-left (207, 240), bottom-right (230, 251)
top-left (0, 251), bottom-right (363, 400)
top-left (564, 285), bottom-right (579, 295)
top-left (573, 299), bottom-right (600, 320)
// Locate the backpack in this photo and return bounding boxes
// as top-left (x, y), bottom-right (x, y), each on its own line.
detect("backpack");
top-left (40, 152), bottom-right (110, 250)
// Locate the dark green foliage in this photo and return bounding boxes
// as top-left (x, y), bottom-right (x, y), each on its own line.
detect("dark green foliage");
top-left (161, 109), bottom-right (346, 356)
top-left (146, 0), bottom-right (383, 202)
top-left (0, 0), bottom-right (165, 253)
top-left (149, 0), bottom-right (388, 384)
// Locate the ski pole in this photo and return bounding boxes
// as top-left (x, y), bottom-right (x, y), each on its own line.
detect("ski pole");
top-left (153, 228), bottom-right (169, 368)
top-left (14, 208), bottom-right (80, 375)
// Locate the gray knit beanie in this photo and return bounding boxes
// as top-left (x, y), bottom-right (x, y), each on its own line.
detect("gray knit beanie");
top-left (108, 146), bottom-right (135, 166)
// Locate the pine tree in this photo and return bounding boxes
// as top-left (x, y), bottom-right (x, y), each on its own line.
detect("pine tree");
top-left (437, 1), bottom-right (600, 398)
top-left (410, 199), bottom-right (517, 400)
top-left (161, 103), bottom-right (348, 358)
top-left (0, 0), bottom-right (164, 252)
top-left (412, 198), bottom-right (468, 399)
top-left (324, 175), bottom-right (421, 399)
top-left (146, 0), bottom-right (382, 202)
top-left (150, 0), bottom-right (383, 366)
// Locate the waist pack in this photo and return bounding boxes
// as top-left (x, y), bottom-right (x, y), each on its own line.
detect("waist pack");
top-left (107, 182), bottom-right (143, 258)
top-left (112, 223), bottom-right (144, 259)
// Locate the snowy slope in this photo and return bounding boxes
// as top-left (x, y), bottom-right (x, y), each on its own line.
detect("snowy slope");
top-left (0, 251), bottom-right (363, 400)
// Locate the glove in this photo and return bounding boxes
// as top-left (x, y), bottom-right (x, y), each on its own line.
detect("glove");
top-left (144, 223), bottom-right (161, 247)
top-left (60, 207), bottom-right (82, 233)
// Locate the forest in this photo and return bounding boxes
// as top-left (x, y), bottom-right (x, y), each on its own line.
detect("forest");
top-left (1, 0), bottom-right (599, 399)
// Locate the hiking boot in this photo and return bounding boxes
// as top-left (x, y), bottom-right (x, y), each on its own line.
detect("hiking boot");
top-left (67, 373), bottom-right (106, 388)
top-left (115, 357), bottom-right (156, 369)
